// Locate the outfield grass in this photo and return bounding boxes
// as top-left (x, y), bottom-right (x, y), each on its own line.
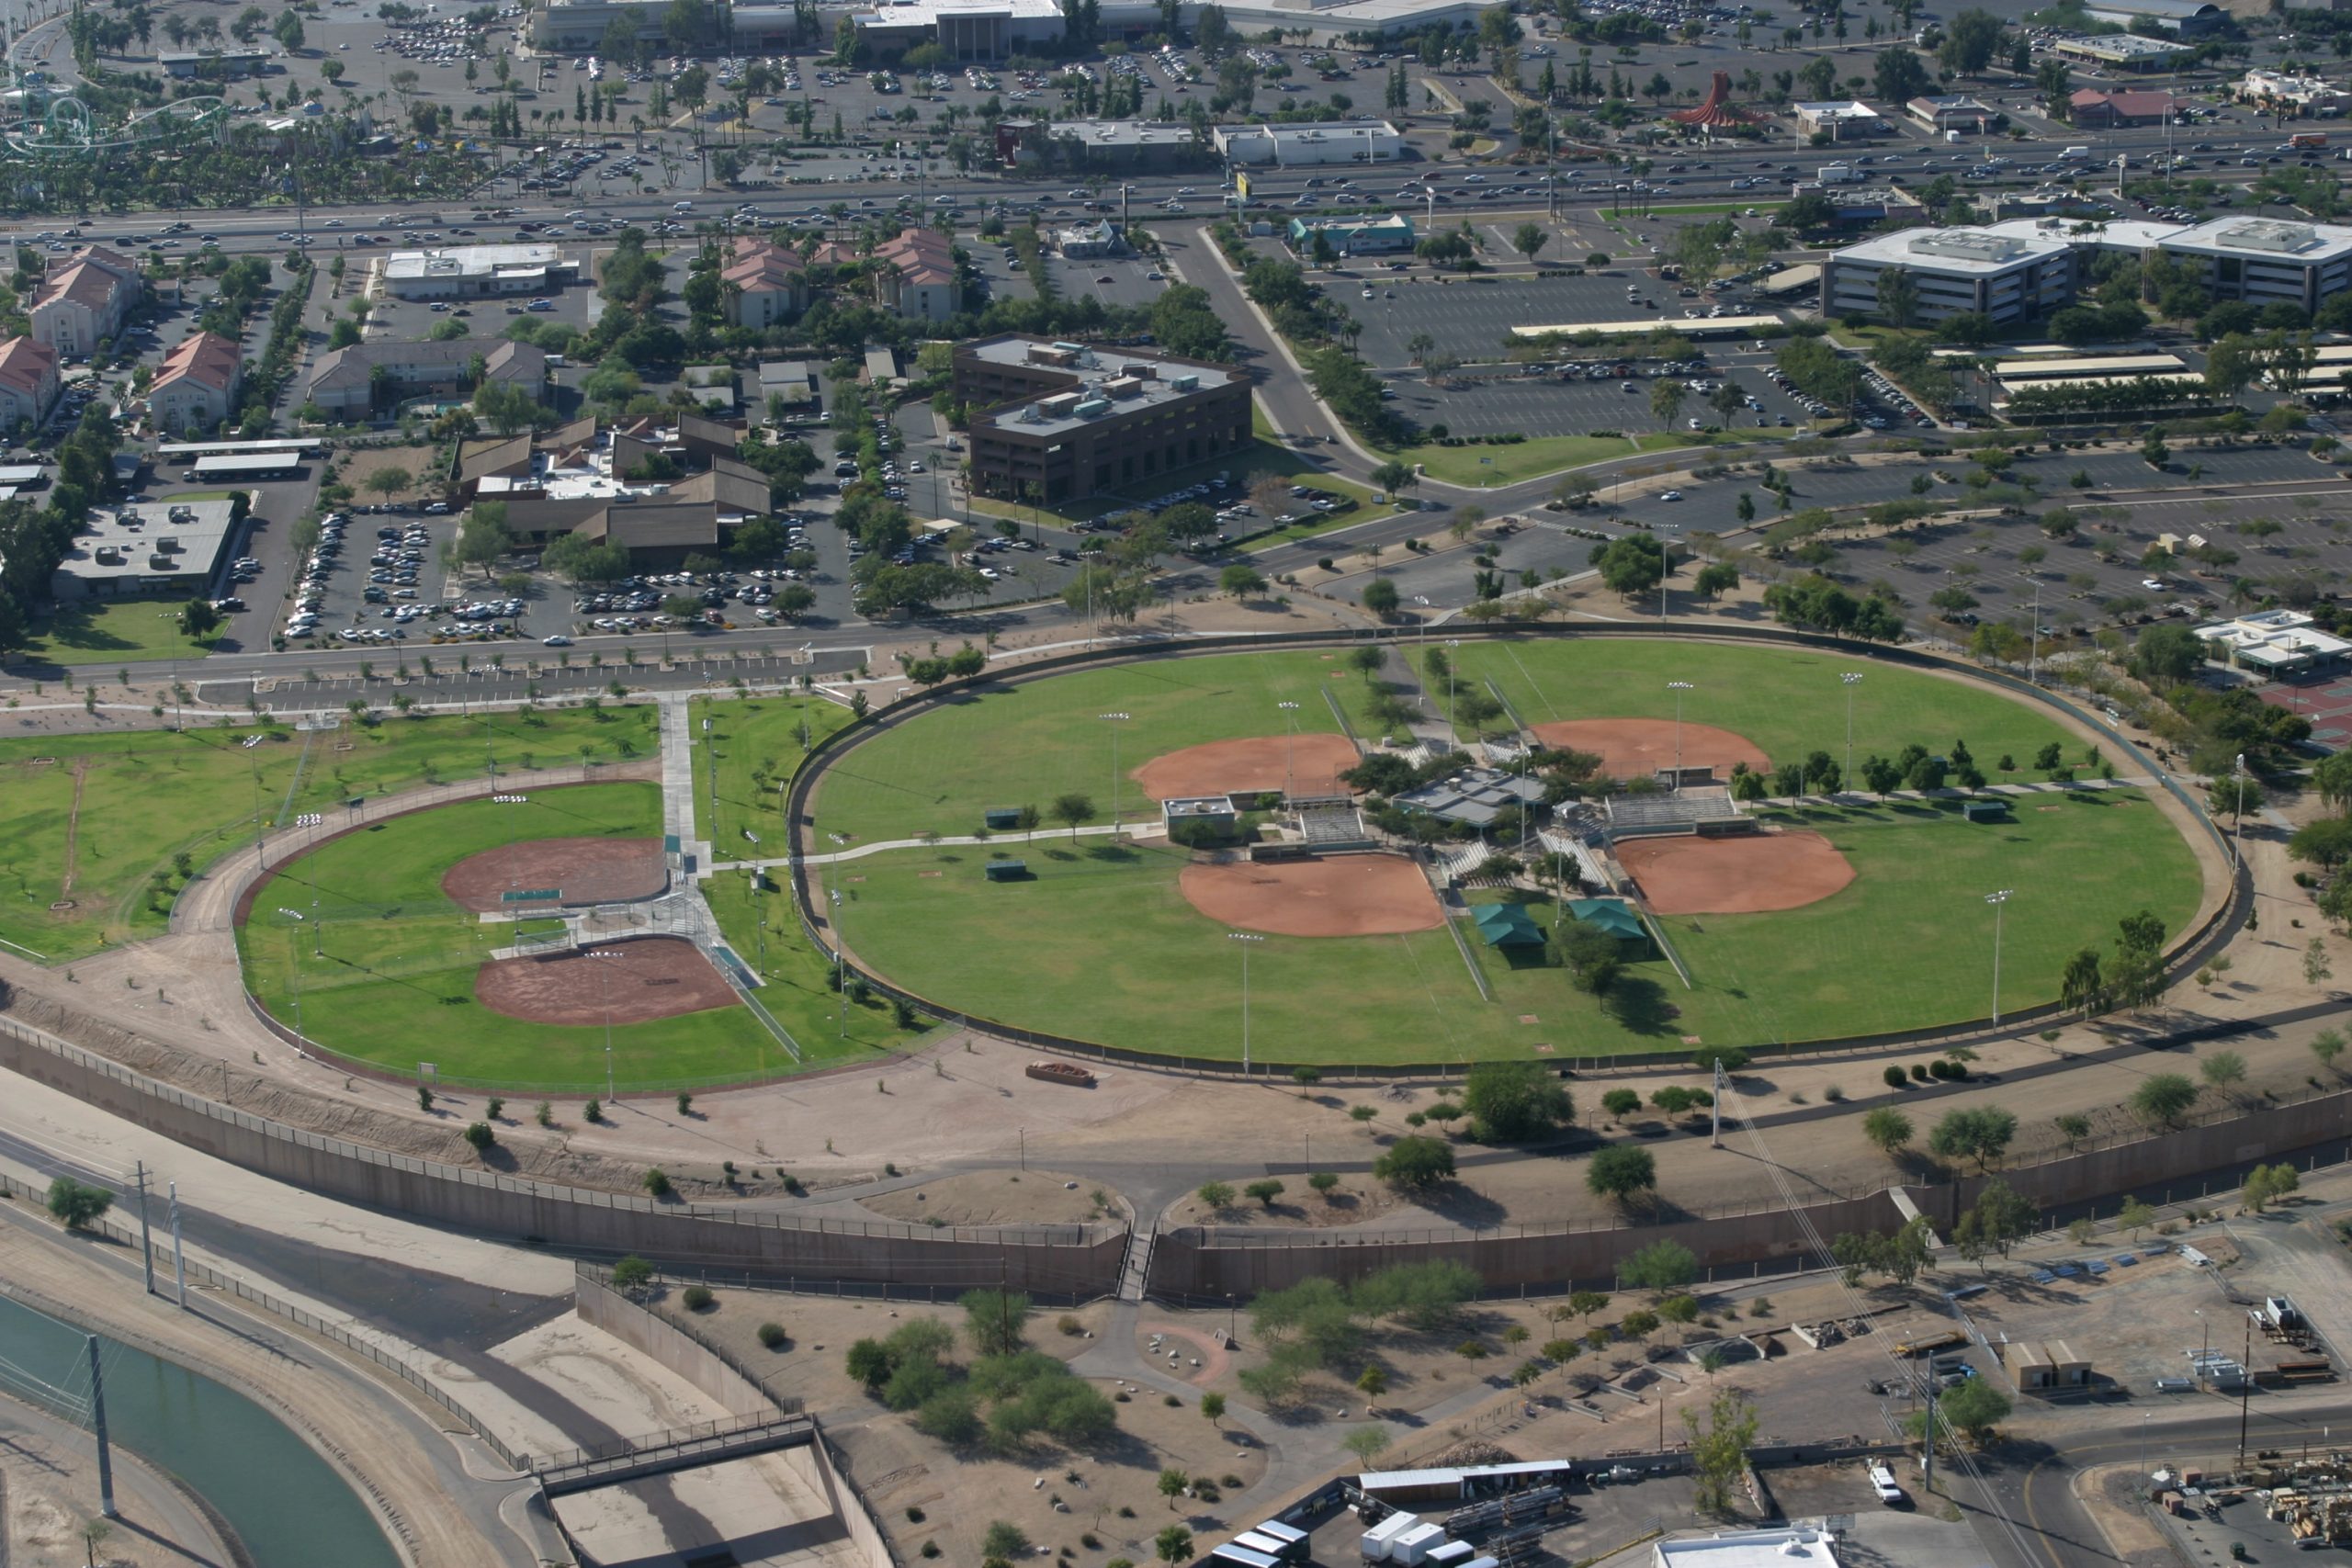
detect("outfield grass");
top-left (809, 649), bottom-right (1357, 846)
top-left (1447, 637), bottom-right (2086, 773)
top-left (838, 792), bottom-right (2202, 1062)
top-left (0, 705), bottom-right (659, 962)
top-left (237, 782), bottom-right (875, 1089)
top-left (688, 693), bottom-right (856, 852)
top-left (24, 596), bottom-right (221, 667)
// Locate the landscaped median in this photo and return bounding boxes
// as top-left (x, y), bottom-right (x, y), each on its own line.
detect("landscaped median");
top-left (1390, 427), bottom-right (1787, 489)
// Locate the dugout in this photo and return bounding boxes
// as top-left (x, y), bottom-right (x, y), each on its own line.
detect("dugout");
top-left (984, 859), bottom-right (1029, 881)
top-left (984, 807), bottom-right (1024, 830)
top-left (1567, 897), bottom-right (1653, 959)
top-left (1963, 799), bottom-right (2012, 822)
top-left (1471, 903), bottom-right (1547, 950)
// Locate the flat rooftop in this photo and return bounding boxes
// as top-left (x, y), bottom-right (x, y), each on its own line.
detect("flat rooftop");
top-left (384, 243), bottom-right (566, 282)
top-left (2159, 216), bottom-right (2352, 265)
top-left (967, 338), bottom-right (1239, 436)
top-left (1511, 314), bottom-right (1784, 338)
top-left (851, 0), bottom-right (1063, 22)
top-left (1653, 1528), bottom-right (1843, 1567)
top-left (1830, 226), bottom-right (2071, 273)
top-left (53, 498), bottom-right (238, 592)
top-left (1983, 217), bottom-right (2189, 250)
top-left (1033, 119), bottom-right (1200, 147)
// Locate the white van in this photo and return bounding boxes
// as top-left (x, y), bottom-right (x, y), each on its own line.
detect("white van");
top-left (673, 200), bottom-right (694, 211)
top-left (1867, 1461), bottom-right (1905, 1506)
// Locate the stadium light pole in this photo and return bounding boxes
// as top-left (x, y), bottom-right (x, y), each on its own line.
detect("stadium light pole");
top-left (1840, 671), bottom-right (1863, 793)
top-left (1985, 889), bottom-right (2013, 1027)
top-left (1277, 701), bottom-right (1302, 802)
top-left (1667, 682), bottom-right (1694, 791)
top-left (590, 946), bottom-right (625, 1100)
top-left (1228, 932), bottom-right (1264, 1075)
top-left (1100, 712), bottom-right (1131, 838)
top-left (829, 886), bottom-right (847, 1038)
top-left (2232, 753), bottom-right (2247, 874)
top-left (2023, 576), bottom-right (2042, 686)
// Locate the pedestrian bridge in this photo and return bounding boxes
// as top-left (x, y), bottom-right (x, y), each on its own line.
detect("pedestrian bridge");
top-left (532, 1412), bottom-right (816, 1497)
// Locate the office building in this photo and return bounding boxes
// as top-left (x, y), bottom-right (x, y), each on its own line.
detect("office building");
top-left (1824, 227), bottom-right (2077, 324)
top-left (2155, 216), bottom-right (2352, 314)
top-left (1213, 119), bottom-right (1404, 165)
top-left (51, 497), bottom-right (240, 601)
top-left (306, 338), bottom-right (548, 417)
top-left (872, 228), bottom-right (959, 322)
top-left (2193, 609), bottom-right (2352, 675)
top-left (146, 332), bottom-right (244, 435)
top-left (29, 246), bottom-right (141, 359)
top-left (2237, 69), bottom-right (2350, 117)
top-left (379, 243), bottom-right (575, 300)
top-left (955, 335), bottom-right (1250, 503)
top-left (1792, 100), bottom-right (1887, 137)
top-left (0, 336), bottom-right (61, 433)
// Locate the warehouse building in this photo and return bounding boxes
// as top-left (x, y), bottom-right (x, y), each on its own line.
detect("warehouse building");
top-left (2083, 0), bottom-right (2225, 35)
top-left (1214, 119), bottom-right (1404, 166)
top-left (1823, 227), bottom-right (2077, 324)
top-left (1653, 1529), bottom-right (1842, 1567)
top-left (954, 335), bottom-right (1250, 503)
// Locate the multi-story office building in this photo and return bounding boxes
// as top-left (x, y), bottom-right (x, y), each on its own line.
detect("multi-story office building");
top-left (2155, 218), bottom-right (2352, 315)
top-left (954, 336), bottom-right (1250, 503)
top-left (1822, 228), bottom-right (2077, 324)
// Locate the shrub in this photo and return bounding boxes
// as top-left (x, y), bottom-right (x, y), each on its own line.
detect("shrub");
top-left (682, 1284), bottom-right (715, 1311)
top-left (463, 1121), bottom-right (495, 1152)
top-left (920, 1543), bottom-right (940, 1559)
top-left (643, 1167), bottom-right (672, 1198)
top-left (1824, 1085), bottom-right (1845, 1102)
top-left (485, 1096), bottom-right (503, 1121)
top-left (585, 1097), bottom-right (605, 1123)
top-left (536, 1100), bottom-right (554, 1127)
top-left (1883, 1065), bottom-right (1907, 1089)
top-left (611, 1255), bottom-right (654, 1291)
top-left (1908, 1064), bottom-right (1929, 1082)
top-left (1059, 1314), bottom-right (1085, 1336)
top-left (759, 1321), bottom-right (788, 1349)
top-left (45, 1178), bottom-right (112, 1232)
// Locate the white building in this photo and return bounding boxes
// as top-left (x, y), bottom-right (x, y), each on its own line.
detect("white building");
top-left (2192, 609), bottom-right (2352, 675)
top-left (1653, 1529), bottom-right (1843, 1568)
top-left (51, 497), bottom-right (241, 601)
top-left (380, 243), bottom-right (575, 300)
top-left (2155, 217), bottom-right (2352, 315)
top-left (2237, 69), bottom-right (2350, 118)
top-left (1213, 119), bottom-right (1404, 166)
top-left (1823, 227), bottom-right (2077, 325)
top-left (1792, 100), bottom-right (1886, 138)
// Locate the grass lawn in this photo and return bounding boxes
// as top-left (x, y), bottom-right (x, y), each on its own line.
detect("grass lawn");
top-left (688, 693), bottom-right (856, 852)
top-left (237, 782), bottom-right (847, 1089)
top-left (701, 866), bottom-right (925, 1061)
top-left (1391, 430), bottom-right (1781, 489)
top-left (0, 705), bottom-right (659, 963)
top-left (839, 793), bottom-right (2201, 1064)
top-left (1446, 637), bottom-right (2084, 769)
top-left (1644, 201), bottom-right (1790, 217)
top-left (808, 649), bottom-right (1357, 846)
top-left (24, 596), bottom-right (221, 668)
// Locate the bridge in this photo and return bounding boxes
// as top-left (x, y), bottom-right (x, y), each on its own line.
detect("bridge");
top-left (532, 1412), bottom-right (816, 1497)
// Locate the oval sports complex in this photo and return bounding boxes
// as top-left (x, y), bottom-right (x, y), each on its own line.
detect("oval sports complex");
top-left (799, 636), bottom-right (2221, 1067)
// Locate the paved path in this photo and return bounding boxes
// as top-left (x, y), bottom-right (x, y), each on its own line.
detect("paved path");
top-left (656, 693), bottom-right (712, 874)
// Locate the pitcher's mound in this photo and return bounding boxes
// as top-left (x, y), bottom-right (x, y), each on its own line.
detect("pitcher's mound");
top-left (1180, 854), bottom-right (1442, 937)
top-left (1531, 718), bottom-right (1768, 783)
top-left (474, 936), bottom-right (739, 1025)
top-left (1617, 831), bottom-right (1856, 915)
top-left (1135, 734), bottom-right (1361, 802)
top-left (441, 837), bottom-right (666, 912)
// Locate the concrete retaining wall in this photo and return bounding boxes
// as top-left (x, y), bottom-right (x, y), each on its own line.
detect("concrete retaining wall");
top-left (0, 1007), bottom-right (1127, 1298)
top-left (574, 1269), bottom-right (776, 1418)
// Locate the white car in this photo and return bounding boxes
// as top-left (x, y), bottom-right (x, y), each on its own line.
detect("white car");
top-left (1660, 489), bottom-right (1684, 501)
top-left (543, 634), bottom-right (573, 646)
top-left (2141, 577), bottom-right (2166, 590)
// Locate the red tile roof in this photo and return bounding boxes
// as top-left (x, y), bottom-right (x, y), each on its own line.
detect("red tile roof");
top-left (0, 335), bottom-right (59, 397)
top-left (877, 226), bottom-right (956, 286)
top-left (151, 331), bottom-right (242, 394)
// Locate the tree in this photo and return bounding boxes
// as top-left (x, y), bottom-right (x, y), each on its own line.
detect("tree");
top-left (1952, 1181), bottom-right (2036, 1269)
top-left (1156, 1468), bottom-right (1189, 1509)
top-left (2060, 947), bottom-right (2107, 1018)
top-left (1874, 269), bottom-right (1920, 330)
top-left (983, 1522), bottom-right (1032, 1562)
top-left (2053, 1113), bottom-right (2091, 1151)
top-left (1201, 1392), bottom-right (1227, 1426)
top-left (1587, 1145), bottom-right (1657, 1206)
top-left (2142, 424), bottom-right (2169, 469)
top-left (1197, 1180), bottom-right (1236, 1211)
top-left (2130, 1073), bottom-right (2198, 1129)
top-left (1650, 377), bottom-right (1687, 429)
top-left (1245, 1179), bottom-right (1286, 1209)
top-left (2245, 1161), bottom-right (2301, 1213)
top-left (1156, 1526), bottom-right (1194, 1568)
top-left (1685, 1390), bottom-right (1759, 1516)
top-left (1342, 1425), bottom-right (1393, 1465)
top-left (1220, 563), bottom-right (1268, 599)
top-left (2312, 1029), bottom-right (2346, 1074)
top-left (1362, 578), bottom-right (1401, 619)
top-left (1510, 222), bottom-right (1549, 265)
top-left (362, 465), bottom-right (413, 502)
top-left (456, 502), bottom-right (512, 578)
top-left (961, 1289), bottom-right (1031, 1356)
top-left (1928, 1107), bottom-right (2017, 1171)
top-left (2117, 1197), bottom-right (2156, 1237)
top-left (1872, 45), bottom-right (1931, 106)
top-left (2199, 1050), bottom-right (2247, 1099)
top-left (1620, 1238), bottom-right (1697, 1292)
top-left (46, 1178), bottom-right (113, 1231)
top-left (1695, 561), bottom-right (1740, 601)
top-left (178, 597), bottom-right (223, 642)
top-left (1051, 793), bottom-right (1094, 840)
top-left (1861, 1108), bottom-right (1912, 1159)
top-left (1921, 1376), bottom-right (2011, 1445)
top-left (611, 1255), bottom-right (655, 1292)
top-left (2134, 624), bottom-right (2202, 684)
top-left (1601, 1089), bottom-right (1642, 1120)
top-left (1591, 535), bottom-right (1666, 601)
top-left (1461, 1061), bottom-right (1572, 1142)
top-left (1374, 1135), bottom-right (1456, 1190)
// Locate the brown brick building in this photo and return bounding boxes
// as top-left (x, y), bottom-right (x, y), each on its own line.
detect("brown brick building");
top-left (954, 335), bottom-right (1251, 503)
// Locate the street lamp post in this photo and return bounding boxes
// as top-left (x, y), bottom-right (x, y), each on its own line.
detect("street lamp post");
top-left (1840, 672), bottom-right (1863, 793)
top-left (1228, 932), bottom-right (1264, 1074)
top-left (2231, 752), bottom-right (2247, 874)
top-left (1985, 888), bottom-right (2013, 1027)
top-left (829, 886), bottom-right (847, 1037)
top-left (2024, 575), bottom-right (2042, 685)
top-left (1100, 712), bottom-right (1130, 838)
top-left (1277, 701), bottom-right (1302, 802)
top-left (1667, 682), bottom-right (1694, 791)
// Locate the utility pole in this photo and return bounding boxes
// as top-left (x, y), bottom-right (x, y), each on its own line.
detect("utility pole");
top-left (2238, 1313), bottom-right (2255, 1475)
top-left (133, 1162), bottom-right (154, 1297)
top-left (168, 1181), bottom-right (187, 1309)
top-left (1710, 1057), bottom-right (1726, 1148)
top-left (85, 1337), bottom-right (116, 1519)
top-left (1921, 1379), bottom-right (1937, 1495)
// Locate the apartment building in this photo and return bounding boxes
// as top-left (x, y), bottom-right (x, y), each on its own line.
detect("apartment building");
top-left (954, 335), bottom-right (1251, 503)
top-left (29, 246), bottom-right (142, 358)
top-left (872, 228), bottom-right (959, 323)
top-left (721, 236), bottom-right (808, 329)
top-left (146, 332), bottom-right (244, 435)
top-left (306, 338), bottom-right (548, 417)
top-left (0, 336), bottom-right (61, 433)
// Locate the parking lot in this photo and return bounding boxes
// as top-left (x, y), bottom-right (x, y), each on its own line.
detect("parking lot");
top-left (1046, 254), bottom-right (1168, 311)
top-left (1348, 271), bottom-right (1750, 374)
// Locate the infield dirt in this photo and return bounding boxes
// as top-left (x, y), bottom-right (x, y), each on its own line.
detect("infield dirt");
top-left (440, 836), bottom-right (667, 912)
top-left (1132, 733), bottom-right (1361, 801)
top-left (1530, 717), bottom-right (1769, 781)
top-left (474, 936), bottom-right (739, 1025)
top-left (1617, 829), bottom-right (1857, 915)
top-left (1178, 853), bottom-right (1444, 937)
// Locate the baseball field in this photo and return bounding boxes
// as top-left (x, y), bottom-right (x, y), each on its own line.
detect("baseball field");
top-left (808, 638), bottom-right (2214, 1063)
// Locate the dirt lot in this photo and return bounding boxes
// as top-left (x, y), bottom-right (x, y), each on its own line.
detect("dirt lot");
top-left (1529, 719), bottom-right (1769, 783)
top-left (1133, 735), bottom-right (1362, 802)
top-left (1179, 855), bottom-right (1444, 937)
top-left (474, 935), bottom-right (740, 1026)
top-left (441, 835), bottom-right (668, 911)
top-left (862, 1168), bottom-right (1117, 1226)
top-left (1160, 1171), bottom-right (1400, 1229)
top-left (1617, 830), bottom-right (1859, 916)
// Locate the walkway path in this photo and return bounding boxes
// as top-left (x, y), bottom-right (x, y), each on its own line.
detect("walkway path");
top-left (656, 694), bottom-right (711, 874)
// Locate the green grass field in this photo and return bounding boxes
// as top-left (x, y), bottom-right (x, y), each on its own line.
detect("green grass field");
top-left (1445, 637), bottom-right (2084, 771)
top-left (839, 791), bottom-right (2201, 1062)
top-left (24, 596), bottom-right (222, 667)
top-left (809, 649), bottom-right (1359, 846)
top-left (0, 705), bottom-right (660, 962)
top-left (236, 782), bottom-right (893, 1089)
top-left (1385, 431), bottom-right (1795, 489)
top-left (689, 693), bottom-right (857, 852)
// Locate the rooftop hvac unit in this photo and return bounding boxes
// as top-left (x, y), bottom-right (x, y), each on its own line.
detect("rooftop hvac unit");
top-left (1073, 398), bottom-right (1111, 418)
top-left (1170, 373), bottom-right (1199, 391)
top-left (1019, 404), bottom-right (1044, 423)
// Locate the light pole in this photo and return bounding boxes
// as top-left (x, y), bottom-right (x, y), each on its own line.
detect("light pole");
top-left (1667, 681), bottom-right (1694, 790)
top-left (2231, 752), bottom-right (2247, 874)
top-left (591, 947), bottom-right (624, 1100)
top-left (1277, 701), bottom-right (1301, 802)
top-left (1840, 672), bottom-right (1863, 793)
top-left (1985, 889), bottom-right (2013, 1026)
top-left (1229, 932), bottom-right (1263, 1074)
top-left (2024, 575), bottom-right (2042, 685)
top-left (830, 886), bottom-right (847, 1037)
top-left (1100, 712), bottom-right (1130, 837)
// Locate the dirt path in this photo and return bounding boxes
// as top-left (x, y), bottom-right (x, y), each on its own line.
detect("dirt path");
top-left (58, 759), bottom-right (86, 897)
